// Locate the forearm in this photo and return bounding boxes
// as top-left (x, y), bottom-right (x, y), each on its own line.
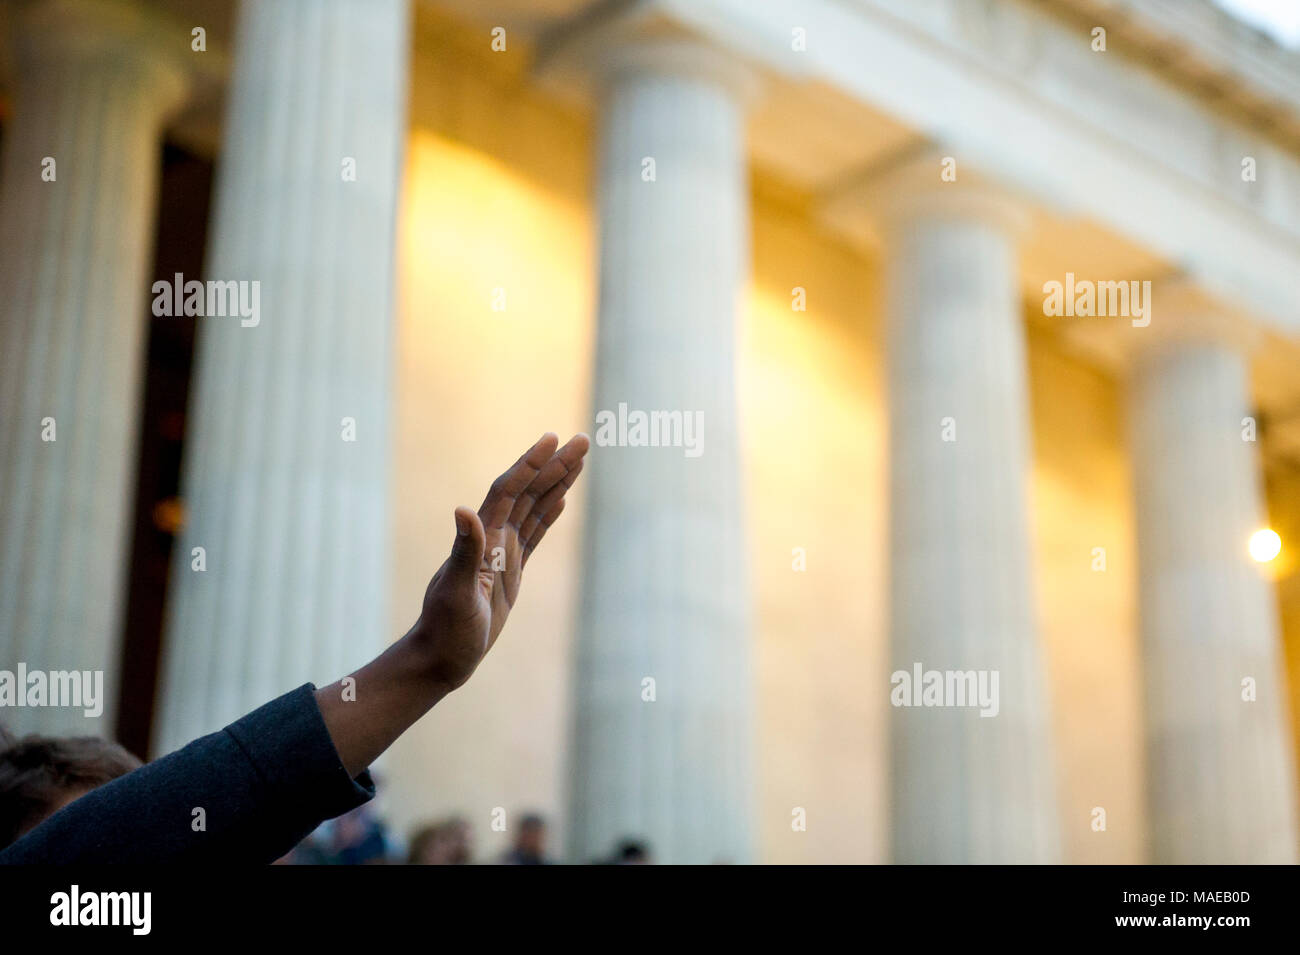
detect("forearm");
top-left (314, 630), bottom-right (452, 778)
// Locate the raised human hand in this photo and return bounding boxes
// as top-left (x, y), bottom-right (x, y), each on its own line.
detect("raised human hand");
top-left (411, 432), bottom-right (589, 693)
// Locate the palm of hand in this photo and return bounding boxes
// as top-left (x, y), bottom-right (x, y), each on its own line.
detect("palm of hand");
top-left (415, 433), bottom-right (587, 692)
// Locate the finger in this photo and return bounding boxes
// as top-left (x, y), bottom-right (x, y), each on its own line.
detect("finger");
top-left (518, 455), bottom-right (582, 544)
top-left (507, 433), bottom-right (590, 529)
top-left (447, 506), bottom-right (486, 585)
top-left (478, 433), bottom-right (558, 530)
top-left (521, 496), bottom-right (566, 567)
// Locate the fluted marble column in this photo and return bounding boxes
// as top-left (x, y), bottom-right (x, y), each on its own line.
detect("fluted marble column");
top-left (1130, 326), bottom-right (1298, 863)
top-left (0, 0), bottom-right (187, 735)
top-left (155, 0), bottom-right (408, 753)
top-left (880, 178), bottom-right (1059, 862)
top-left (566, 39), bottom-right (756, 865)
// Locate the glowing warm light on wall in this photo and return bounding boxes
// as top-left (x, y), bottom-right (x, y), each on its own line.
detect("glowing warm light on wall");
top-left (1250, 528), bottom-right (1282, 563)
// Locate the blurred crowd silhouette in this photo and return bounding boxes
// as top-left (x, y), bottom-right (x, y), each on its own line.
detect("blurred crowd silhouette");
top-left (279, 802), bottom-right (652, 865)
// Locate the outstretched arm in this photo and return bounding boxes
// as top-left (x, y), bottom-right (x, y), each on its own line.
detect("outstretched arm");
top-left (315, 430), bottom-right (588, 776)
top-left (0, 432), bottom-right (588, 864)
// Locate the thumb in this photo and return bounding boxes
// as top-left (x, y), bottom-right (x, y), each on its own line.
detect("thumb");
top-left (447, 506), bottom-right (486, 581)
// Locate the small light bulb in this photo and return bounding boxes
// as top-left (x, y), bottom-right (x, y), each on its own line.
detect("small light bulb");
top-left (1249, 528), bottom-right (1282, 563)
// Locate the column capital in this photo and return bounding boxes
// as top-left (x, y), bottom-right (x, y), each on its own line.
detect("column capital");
top-left (1060, 275), bottom-right (1263, 379)
top-left (13, 0), bottom-right (196, 115)
top-left (819, 144), bottom-right (1036, 253)
top-left (870, 146), bottom-right (1033, 236)
top-left (1135, 277), bottom-right (1261, 357)
top-left (535, 3), bottom-right (763, 108)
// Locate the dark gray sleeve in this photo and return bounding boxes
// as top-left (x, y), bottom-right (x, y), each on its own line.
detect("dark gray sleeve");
top-left (0, 683), bottom-right (374, 864)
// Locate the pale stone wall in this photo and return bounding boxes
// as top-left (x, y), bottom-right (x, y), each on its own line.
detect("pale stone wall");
top-left (743, 208), bottom-right (889, 864)
top-left (384, 43), bottom-right (595, 859)
top-left (1027, 333), bottom-right (1145, 863)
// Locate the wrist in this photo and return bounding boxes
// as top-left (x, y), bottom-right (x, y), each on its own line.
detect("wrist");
top-left (396, 622), bottom-right (459, 705)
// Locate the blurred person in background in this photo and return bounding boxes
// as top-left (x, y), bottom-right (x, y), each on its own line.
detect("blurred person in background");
top-left (408, 816), bottom-right (473, 864)
top-left (499, 812), bottom-right (551, 865)
top-left (328, 804), bottom-right (390, 864)
top-left (611, 839), bottom-right (651, 865)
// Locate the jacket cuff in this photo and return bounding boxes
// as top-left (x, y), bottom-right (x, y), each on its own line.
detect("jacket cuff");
top-left (224, 683), bottom-right (375, 820)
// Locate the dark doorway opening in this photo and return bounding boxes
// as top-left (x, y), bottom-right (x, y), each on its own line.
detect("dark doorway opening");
top-left (115, 143), bottom-right (213, 759)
